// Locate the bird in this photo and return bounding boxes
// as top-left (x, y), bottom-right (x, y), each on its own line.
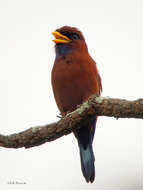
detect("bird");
top-left (51, 26), bottom-right (102, 183)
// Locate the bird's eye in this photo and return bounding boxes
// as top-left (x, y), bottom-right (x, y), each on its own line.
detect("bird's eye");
top-left (70, 34), bottom-right (80, 40)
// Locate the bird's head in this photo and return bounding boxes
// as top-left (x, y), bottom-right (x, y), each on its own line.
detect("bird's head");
top-left (52, 26), bottom-right (88, 57)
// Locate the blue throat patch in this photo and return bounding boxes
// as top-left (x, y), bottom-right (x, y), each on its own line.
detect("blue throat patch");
top-left (55, 44), bottom-right (72, 58)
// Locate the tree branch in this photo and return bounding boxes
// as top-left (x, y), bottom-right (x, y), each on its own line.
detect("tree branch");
top-left (0, 95), bottom-right (143, 149)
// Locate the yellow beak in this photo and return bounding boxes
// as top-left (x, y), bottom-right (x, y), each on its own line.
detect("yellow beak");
top-left (52, 31), bottom-right (71, 44)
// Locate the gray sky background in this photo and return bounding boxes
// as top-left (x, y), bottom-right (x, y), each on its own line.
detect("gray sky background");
top-left (0, 0), bottom-right (143, 189)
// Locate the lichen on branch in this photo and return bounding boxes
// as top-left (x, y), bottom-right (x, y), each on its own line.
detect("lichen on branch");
top-left (0, 95), bottom-right (143, 149)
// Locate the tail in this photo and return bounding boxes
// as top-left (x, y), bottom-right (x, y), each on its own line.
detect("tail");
top-left (74, 117), bottom-right (96, 183)
top-left (79, 142), bottom-right (95, 183)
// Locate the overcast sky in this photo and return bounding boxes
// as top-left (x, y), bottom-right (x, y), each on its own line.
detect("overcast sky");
top-left (0, 0), bottom-right (143, 190)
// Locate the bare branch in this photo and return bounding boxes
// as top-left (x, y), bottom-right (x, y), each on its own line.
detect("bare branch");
top-left (0, 95), bottom-right (143, 149)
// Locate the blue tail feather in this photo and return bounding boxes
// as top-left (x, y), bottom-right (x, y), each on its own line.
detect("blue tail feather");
top-left (74, 117), bottom-right (96, 183)
top-left (79, 143), bottom-right (95, 183)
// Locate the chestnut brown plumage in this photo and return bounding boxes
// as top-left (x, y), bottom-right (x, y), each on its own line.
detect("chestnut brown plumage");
top-left (51, 26), bottom-right (102, 183)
